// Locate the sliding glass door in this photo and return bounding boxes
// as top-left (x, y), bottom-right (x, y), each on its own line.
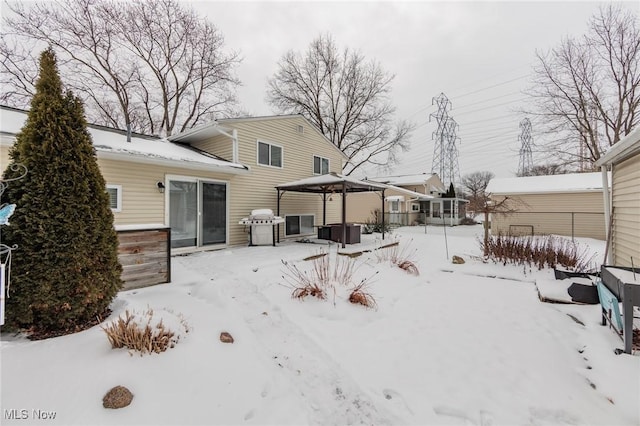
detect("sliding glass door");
top-left (169, 178), bottom-right (227, 249)
top-left (201, 181), bottom-right (226, 245)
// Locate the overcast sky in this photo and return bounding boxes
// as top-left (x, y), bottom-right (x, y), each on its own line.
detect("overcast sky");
top-left (190, 1), bottom-right (635, 180)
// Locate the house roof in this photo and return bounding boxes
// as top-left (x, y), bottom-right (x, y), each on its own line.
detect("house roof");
top-left (595, 126), bottom-right (640, 166)
top-left (486, 172), bottom-right (609, 195)
top-left (0, 106), bottom-right (249, 174)
top-left (171, 113), bottom-right (349, 160)
top-left (367, 172), bottom-right (439, 187)
top-left (384, 185), bottom-right (433, 200)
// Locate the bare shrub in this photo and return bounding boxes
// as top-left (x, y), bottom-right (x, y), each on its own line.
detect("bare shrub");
top-left (480, 234), bottom-right (596, 271)
top-left (374, 239), bottom-right (420, 275)
top-left (102, 308), bottom-right (189, 356)
top-left (348, 282), bottom-right (377, 309)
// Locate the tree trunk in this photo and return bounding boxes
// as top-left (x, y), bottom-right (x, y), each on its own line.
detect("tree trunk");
top-left (483, 210), bottom-right (490, 256)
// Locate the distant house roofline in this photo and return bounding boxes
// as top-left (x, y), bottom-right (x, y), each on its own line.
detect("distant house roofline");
top-left (486, 172), bottom-right (610, 195)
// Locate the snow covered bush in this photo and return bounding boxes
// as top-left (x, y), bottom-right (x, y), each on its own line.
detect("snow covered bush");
top-left (102, 308), bottom-right (189, 355)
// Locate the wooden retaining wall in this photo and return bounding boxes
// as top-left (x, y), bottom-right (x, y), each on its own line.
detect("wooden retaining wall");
top-left (117, 227), bottom-right (171, 290)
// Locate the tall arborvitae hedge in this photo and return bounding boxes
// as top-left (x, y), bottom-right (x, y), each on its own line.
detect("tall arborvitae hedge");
top-left (2, 48), bottom-right (122, 334)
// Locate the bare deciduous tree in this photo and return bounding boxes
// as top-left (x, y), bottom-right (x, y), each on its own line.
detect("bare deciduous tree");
top-left (461, 171), bottom-right (494, 209)
top-left (267, 34), bottom-right (414, 175)
top-left (526, 4), bottom-right (640, 167)
top-left (517, 163), bottom-right (569, 177)
top-left (461, 171), bottom-right (522, 252)
top-left (1, 0), bottom-right (241, 136)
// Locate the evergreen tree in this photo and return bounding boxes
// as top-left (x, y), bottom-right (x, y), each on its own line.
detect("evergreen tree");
top-left (2, 48), bottom-right (122, 334)
top-left (444, 183), bottom-right (456, 198)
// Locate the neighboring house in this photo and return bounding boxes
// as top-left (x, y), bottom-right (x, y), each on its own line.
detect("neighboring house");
top-left (595, 127), bottom-right (640, 267)
top-left (346, 173), bottom-right (468, 226)
top-left (1, 106), bottom-right (347, 287)
top-left (486, 172), bottom-right (609, 240)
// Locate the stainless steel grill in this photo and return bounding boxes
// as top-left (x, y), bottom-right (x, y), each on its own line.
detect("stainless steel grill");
top-left (238, 209), bottom-right (284, 246)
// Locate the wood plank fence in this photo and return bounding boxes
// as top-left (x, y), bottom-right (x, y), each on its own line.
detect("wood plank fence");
top-left (117, 227), bottom-right (171, 290)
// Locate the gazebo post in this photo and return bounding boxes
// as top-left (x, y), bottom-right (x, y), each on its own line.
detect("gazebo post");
top-left (276, 189), bottom-right (281, 243)
top-left (322, 192), bottom-right (327, 225)
top-left (341, 184), bottom-right (347, 248)
top-left (381, 189), bottom-right (386, 240)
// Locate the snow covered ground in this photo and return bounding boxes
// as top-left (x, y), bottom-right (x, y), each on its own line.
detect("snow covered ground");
top-left (1, 225), bottom-right (639, 425)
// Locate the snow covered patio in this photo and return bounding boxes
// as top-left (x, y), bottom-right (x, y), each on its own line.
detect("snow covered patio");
top-left (1, 225), bottom-right (638, 425)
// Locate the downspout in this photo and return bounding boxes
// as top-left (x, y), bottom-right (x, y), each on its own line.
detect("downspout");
top-left (217, 128), bottom-right (239, 163)
top-left (601, 165), bottom-right (613, 264)
top-left (232, 129), bottom-right (238, 163)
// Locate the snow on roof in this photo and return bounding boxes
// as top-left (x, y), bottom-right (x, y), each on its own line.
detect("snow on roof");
top-left (384, 185), bottom-right (433, 200)
top-left (367, 173), bottom-right (437, 186)
top-left (486, 172), bottom-right (609, 195)
top-left (1, 106), bottom-right (249, 173)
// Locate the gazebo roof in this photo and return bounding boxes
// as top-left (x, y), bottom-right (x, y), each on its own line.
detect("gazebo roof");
top-left (275, 172), bottom-right (388, 193)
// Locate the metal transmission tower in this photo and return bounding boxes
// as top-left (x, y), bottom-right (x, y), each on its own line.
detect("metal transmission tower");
top-left (518, 117), bottom-right (533, 176)
top-left (429, 93), bottom-right (461, 187)
top-left (445, 117), bottom-right (461, 187)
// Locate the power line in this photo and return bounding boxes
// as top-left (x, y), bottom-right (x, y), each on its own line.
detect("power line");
top-left (452, 97), bottom-right (528, 117)
top-left (451, 91), bottom-right (523, 111)
top-left (449, 74), bottom-right (530, 100)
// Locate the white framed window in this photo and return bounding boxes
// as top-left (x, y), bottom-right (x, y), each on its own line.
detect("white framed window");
top-left (106, 185), bottom-right (122, 212)
top-left (313, 155), bottom-right (330, 175)
top-left (411, 203), bottom-right (420, 212)
top-left (389, 200), bottom-right (399, 213)
top-left (285, 214), bottom-right (315, 236)
top-left (257, 140), bottom-right (283, 168)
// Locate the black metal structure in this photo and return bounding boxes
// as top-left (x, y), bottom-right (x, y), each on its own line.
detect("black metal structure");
top-left (275, 172), bottom-right (388, 248)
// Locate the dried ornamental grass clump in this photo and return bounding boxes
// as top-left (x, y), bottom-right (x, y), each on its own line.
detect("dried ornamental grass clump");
top-left (282, 249), bottom-right (362, 301)
top-left (102, 308), bottom-right (190, 355)
top-left (374, 239), bottom-right (420, 275)
top-left (281, 249), bottom-right (378, 307)
top-left (348, 282), bottom-right (377, 309)
top-left (291, 283), bottom-right (326, 300)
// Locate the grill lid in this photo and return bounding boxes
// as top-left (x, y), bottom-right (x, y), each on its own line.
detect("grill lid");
top-left (250, 208), bottom-right (274, 220)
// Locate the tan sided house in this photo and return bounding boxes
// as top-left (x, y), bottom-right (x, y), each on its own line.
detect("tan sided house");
top-left (596, 126), bottom-right (640, 268)
top-left (1, 106), bottom-right (347, 288)
top-left (486, 172), bottom-right (609, 240)
top-left (346, 173), bottom-right (468, 226)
